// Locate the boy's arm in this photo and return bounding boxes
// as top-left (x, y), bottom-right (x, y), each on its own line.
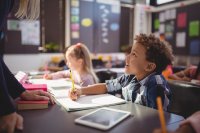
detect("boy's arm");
top-left (69, 75), bottom-right (128, 100)
top-left (69, 83), bottom-right (107, 100)
top-left (81, 74), bottom-right (128, 95)
top-left (80, 83), bottom-right (107, 95)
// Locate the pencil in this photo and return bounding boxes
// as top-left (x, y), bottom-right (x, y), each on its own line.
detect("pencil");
top-left (69, 69), bottom-right (75, 92)
top-left (156, 96), bottom-right (167, 133)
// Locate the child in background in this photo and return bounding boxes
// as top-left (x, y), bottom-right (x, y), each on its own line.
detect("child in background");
top-left (162, 65), bottom-right (173, 80)
top-left (69, 34), bottom-right (174, 110)
top-left (44, 43), bottom-right (98, 87)
top-left (168, 62), bottom-right (200, 83)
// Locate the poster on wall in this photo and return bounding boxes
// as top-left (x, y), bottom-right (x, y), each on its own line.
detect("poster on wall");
top-left (70, 0), bottom-right (80, 40)
top-left (189, 21), bottom-right (199, 37)
top-left (159, 12), bottom-right (165, 22)
top-left (95, 0), bottom-right (120, 52)
top-left (20, 20), bottom-right (40, 45)
top-left (69, 0), bottom-right (94, 51)
top-left (159, 24), bottom-right (165, 33)
top-left (152, 2), bottom-right (200, 56)
top-left (165, 21), bottom-right (174, 40)
top-left (7, 20), bottom-right (20, 31)
top-left (176, 32), bottom-right (186, 47)
top-left (177, 12), bottom-right (187, 28)
top-left (190, 40), bottom-right (200, 55)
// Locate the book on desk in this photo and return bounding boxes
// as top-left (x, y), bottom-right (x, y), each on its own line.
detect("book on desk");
top-left (17, 100), bottom-right (49, 110)
top-left (16, 84), bottom-right (48, 110)
top-left (15, 71), bottom-right (49, 110)
top-left (25, 78), bottom-right (126, 111)
top-left (22, 83), bottom-right (47, 91)
top-left (48, 85), bottom-right (126, 112)
top-left (15, 71), bottom-right (48, 91)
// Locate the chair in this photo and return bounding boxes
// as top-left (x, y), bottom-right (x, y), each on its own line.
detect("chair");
top-left (92, 59), bottom-right (104, 69)
top-left (167, 80), bottom-right (200, 118)
top-left (96, 70), bottom-right (117, 83)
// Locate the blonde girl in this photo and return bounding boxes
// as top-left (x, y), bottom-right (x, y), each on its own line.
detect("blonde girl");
top-left (15, 0), bottom-right (40, 20)
top-left (44, 43), bottom-right (98, 87)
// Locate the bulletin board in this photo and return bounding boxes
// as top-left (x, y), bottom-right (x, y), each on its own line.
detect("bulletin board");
top-left (152, 3), bottom-right (200, 56)
top-left (69, 0), bottom-right (121, 53)
top-left (4, 3), bottom-right (40, 54)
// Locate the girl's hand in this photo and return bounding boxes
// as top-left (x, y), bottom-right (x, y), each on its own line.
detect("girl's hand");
top-left (20, 90), bottom-right (55, 104)
top-left (68, 89), bottom-right (81, 101)
top-left (43, 74), bottom-right (52, 80)
top-left (182, 76), bottom-right (192, 82)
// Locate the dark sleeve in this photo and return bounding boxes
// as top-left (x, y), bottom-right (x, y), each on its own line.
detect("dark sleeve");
top-left (1, 57), bottom-right (25, 98)
top-left (0, 57), bottom-right (25, 116)
top-left (0, 0), bottom-right (14, 31)
top-left (147, 85), bottom-right (165, 109)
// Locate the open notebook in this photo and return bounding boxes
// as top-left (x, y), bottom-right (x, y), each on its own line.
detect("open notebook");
top-left (50, 86), bottom-right (126, 111)
top-left (30, 79), bottom-right (126, 111)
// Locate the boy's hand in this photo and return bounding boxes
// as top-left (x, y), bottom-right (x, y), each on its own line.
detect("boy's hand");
top-left (68, 89), bottom-right (81, 101)
top-left (0, 112), bottom-right (23, 133)
top-left (20, 90), bottom-right (55, 104)
top-left (43, 74), bottom-right (52, 80)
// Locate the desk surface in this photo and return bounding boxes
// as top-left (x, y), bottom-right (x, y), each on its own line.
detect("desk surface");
top-left (16, 102), bottom-right (184, 133)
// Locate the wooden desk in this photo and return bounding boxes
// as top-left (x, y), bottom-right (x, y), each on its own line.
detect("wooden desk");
top-left (16, 102), bottom-right (184, 133)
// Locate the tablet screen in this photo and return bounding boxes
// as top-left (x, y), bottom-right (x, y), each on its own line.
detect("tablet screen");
top-left (75, 108), bottom-right (131, 130)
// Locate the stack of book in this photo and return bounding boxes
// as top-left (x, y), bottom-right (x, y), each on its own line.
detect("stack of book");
top-left (17, 82), bottom-right (49, 110)
top-left (22, 83), bottom-right (47, 91)
top-left (17, 100), bottom-right (49, 110)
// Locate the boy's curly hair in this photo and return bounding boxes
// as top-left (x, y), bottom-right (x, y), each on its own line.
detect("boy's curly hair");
top-left (135, 34), bottom-right (174, 73)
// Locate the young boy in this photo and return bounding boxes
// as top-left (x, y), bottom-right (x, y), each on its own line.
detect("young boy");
top-left (69, 34), bottom-right (174, 110)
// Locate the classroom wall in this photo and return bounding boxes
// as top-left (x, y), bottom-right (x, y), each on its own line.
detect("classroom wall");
top-left (4, 53), bottom-right (63, 73)
top-left (4, 53), bottom-right (125, 73)
top-left (152, 2), bottom-right (200, 56)
top-left (4, 53), bottom-right (199, 73)
top-left (173, 55), bottom-right (200, 66)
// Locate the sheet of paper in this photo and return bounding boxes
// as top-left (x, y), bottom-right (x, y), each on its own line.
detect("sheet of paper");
top-left (56, 94), bottom-right (126, 111)
top-left (159, 12), bottom-right (165, 22)
top-left (20, 20), bottom-right (40, 45)
top-left (176, 32), bottom-right (186, 47)
top-left (159, 24), bottom-right (165, 33)
top-left (29, 79), bottom-right (72, 88)
top-left (170, 9), bottom-right (176, 19)
top-left (49, 87), bottom-right (69, 99)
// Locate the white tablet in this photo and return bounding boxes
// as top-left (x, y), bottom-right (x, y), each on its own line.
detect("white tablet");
top-left (75, 107), bottom-right (131, 130)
